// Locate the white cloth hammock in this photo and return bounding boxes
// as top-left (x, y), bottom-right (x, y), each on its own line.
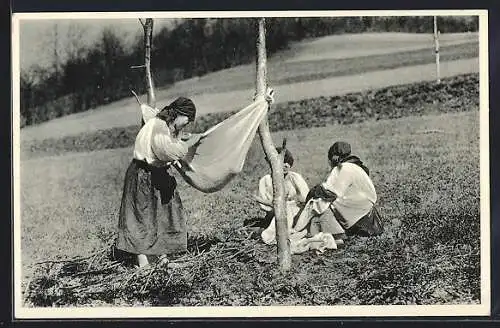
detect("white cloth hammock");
top-left (174, 98), bottom-right (269, 193)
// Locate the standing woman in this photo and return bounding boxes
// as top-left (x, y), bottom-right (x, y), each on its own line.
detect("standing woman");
top-left (115, 97), bottom-right (202, 268)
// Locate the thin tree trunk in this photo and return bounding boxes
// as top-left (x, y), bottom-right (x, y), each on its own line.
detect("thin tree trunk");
top-left (433, 16), bottom-right (441, 84)
top-left (141, 18), bottom-right (156, 107)
top-left (134, 18), bottom-right (157, 268)
top-left (255, 18), bottom-right (292, 273)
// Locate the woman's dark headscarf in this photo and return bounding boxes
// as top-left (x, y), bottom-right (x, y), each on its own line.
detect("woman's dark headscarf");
top-left (157, 97), bottom-right (196, 123)
top-left (328, 141), bottom-right (351, 162)
top-left (328, 141), bottom-right (370, 175)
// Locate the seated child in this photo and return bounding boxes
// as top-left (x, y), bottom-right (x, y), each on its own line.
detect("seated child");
top-left (255, 147), bottom-right (309, 245)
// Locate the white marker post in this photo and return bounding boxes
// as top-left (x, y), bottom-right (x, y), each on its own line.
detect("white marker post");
top-left (433, 16), bottom-right (441, 84)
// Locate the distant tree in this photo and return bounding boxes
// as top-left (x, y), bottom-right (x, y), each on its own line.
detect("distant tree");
top-left (362, 16), bottom-right (373, 31)
top-left (65, 22), bottom-right (89, 63)
top-left (20, 71), bottom-right (36, 126)
top-left (51, 24), bottom-right (61, 80)
top-left (99, 28), bottom-right (128, 103)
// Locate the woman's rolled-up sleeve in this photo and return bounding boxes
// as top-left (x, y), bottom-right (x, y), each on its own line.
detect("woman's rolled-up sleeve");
top-left (152, 131), bottom-right (189, 163)
top-left (322, 167), bottom-right (350, 199)
top-left (141, 104), bottom-right (160, 123)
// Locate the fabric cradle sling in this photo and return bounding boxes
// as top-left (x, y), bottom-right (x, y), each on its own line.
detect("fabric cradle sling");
top-left (173, 99), bottom-right (269, 193)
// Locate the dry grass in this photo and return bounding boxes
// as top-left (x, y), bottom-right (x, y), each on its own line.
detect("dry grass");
top-left (21, 109), bottom-right (480, 306)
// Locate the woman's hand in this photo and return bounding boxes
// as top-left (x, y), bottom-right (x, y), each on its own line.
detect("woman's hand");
top-left (184, 133), bottom-right (205, 147)
top-left (265, 87), bottom-right (275, 104)
top-left (254, 195), bottom-right (272, 207)
top-left (252, 87), bottom-right (275, 104)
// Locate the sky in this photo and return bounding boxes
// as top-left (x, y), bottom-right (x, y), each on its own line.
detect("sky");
top-left (18, 18), bottom-right (175, 72)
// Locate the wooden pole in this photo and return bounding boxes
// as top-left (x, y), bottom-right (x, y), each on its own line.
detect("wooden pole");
top-left (140, 18), bottom-right (157, 108)
top-left (255, 18), bottom-right (292, 273)
top-left (433, 16), bottom-right (441, 84)
top-left (134, 18), bottom-right (157, 268)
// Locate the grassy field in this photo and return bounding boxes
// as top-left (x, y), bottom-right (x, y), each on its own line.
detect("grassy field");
top-left (19, 31), bottom-right (482, 307)
top-left (20, 33), bottom-right (478, 143)
top-left (275, 32), bottom-right (478, 63)
top-left (21, 108), bottom-right (480, 306)
top-left (167, 39), bottom-right (478, 98)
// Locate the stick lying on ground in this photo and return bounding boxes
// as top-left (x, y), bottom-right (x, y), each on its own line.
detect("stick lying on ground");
top-left (24, 228), bottom-right (265, 306)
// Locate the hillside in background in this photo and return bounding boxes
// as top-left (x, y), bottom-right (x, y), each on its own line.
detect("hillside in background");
top-left (19, 31), bottom-right (478, 144)
top-left (19, 16), bottom-right (479, 127)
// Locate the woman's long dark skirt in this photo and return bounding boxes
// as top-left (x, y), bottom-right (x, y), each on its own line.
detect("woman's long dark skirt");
top-left (116, 159), bottom-right (187, 255)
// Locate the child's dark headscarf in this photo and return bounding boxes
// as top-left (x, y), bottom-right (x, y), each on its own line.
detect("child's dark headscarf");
top-left (265, 147), bottom-right (294, 167)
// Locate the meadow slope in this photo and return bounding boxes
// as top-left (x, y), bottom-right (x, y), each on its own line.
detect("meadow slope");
top-left (19, 32), bottom-right (478, 143)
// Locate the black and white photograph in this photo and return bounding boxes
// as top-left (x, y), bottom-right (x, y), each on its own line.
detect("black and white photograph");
top-left (12, 10), bottom-right (490, 318)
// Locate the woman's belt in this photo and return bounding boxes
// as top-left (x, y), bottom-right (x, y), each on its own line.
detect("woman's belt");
top-left (133, 158), bottom-right (172, 171)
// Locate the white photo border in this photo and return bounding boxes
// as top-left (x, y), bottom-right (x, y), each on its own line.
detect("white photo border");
top-left (12, 9), bottom-right (491, 319)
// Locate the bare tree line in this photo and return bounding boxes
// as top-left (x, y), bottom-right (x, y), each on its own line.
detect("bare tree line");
top-left (20, 16), bottom-right (478, 127)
